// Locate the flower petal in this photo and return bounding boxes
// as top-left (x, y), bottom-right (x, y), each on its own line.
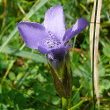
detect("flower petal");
top-left (38, 45), bottom-right (51, 54)
top-left (47, 48), bottom-right (66, 61)
top-left (63, 18), bottom-right (88, 42)
top-left (38, 45), bottom-right (66, 54)
top-left (44, 5), bottom-right (65, 40)
top-left (17, 21), bottom-right (48, 49)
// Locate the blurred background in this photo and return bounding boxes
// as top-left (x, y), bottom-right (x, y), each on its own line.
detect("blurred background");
top-left (0, 0), bottom-right (110, 109)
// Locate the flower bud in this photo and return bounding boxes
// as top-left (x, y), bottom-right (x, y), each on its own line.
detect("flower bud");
top-left (47, 49), bottom-right (73, 98)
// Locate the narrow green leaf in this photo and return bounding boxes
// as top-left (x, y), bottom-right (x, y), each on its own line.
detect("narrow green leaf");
top-left (1, 46), bottom-right (47, 63)
top-left (23, 0), bottom-right (49, 20)
top-left (0, 28), bottom-right (18, 52)
top-left (69, 93), bottom-right (88, 110)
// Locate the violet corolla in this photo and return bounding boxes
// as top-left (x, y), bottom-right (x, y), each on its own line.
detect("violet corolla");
top-left (17, 5), bottom-right (88, 98)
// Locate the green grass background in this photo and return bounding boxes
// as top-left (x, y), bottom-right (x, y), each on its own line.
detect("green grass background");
top-left (0, 0), bottom-right (110, 109)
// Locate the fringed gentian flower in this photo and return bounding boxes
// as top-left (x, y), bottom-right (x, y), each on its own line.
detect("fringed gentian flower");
top-left (17, 5), bottom-right (88, 98)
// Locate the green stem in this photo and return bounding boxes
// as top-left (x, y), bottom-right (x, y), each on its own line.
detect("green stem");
top-left (92, 0), bottom-right (98, 109)
top-left (62, 97), bottom-right (70, 110)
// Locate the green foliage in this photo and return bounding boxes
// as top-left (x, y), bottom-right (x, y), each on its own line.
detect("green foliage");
top-left (0, 0), bottom-right (110, 109)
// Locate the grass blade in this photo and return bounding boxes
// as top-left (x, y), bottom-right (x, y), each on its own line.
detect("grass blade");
top-left (1, 46), bottom-right (47, 63)
top-left (69, 93), bottom-right (88, 110)
top-left (23, 0), bottom-right (48, 20)
top-left (0, 28), bottom-right (18, 52)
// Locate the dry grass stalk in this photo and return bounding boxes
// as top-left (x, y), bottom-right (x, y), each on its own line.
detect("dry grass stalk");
top-left (90, 0), bottom-right (96, 64)
top-left (87, 0), bottom-right (90, 5)
top-left (94, 0), bottom-right (102, 108)
top-left (2, 0), bottom-right (7, 29)
top-left (18, 3), bottom-right (26, 15)
top-left (90, 0), bottom-right (102, 108)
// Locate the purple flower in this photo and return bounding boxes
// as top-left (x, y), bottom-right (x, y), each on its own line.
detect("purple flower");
top-left (17, 5), bottom-right (88, 98)
top-left (17, 5), bottom-right (88, 55)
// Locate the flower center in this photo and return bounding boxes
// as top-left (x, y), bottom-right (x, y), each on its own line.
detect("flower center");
top-left (44, 39), bottom-right (61, 49)
top-left (42, 31), bottom-right (62, 49)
